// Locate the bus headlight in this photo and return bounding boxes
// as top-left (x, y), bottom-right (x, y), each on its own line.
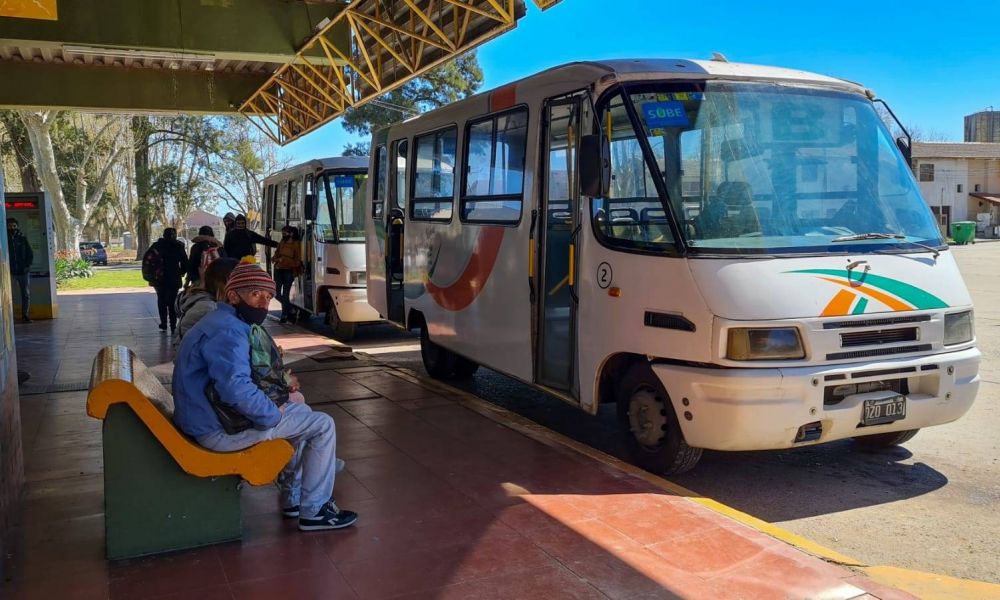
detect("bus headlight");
top-left (349, 271), bottom-right (367, 285)
top-left (727, 327), bottom-right (805, 361)
top-left (944, 310), bottom-right (974, 345)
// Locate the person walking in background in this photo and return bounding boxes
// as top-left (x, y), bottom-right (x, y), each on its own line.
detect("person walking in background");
top-left (6, 217), bottom-right (34, 323)
top-left (273, 225), bottom-right (303, 323)
top-left (223, 214), bottom-right (277, 261)
top-left (186, 225), bottom-right (224, 288)
top-left (143, 228), bottom-right (188, 333)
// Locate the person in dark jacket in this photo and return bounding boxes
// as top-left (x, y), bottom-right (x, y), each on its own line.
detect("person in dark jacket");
top-left (186, 225), bottom-right (224, 287)
top-left (6, 217), bottom-right (34, 322)
top-left (223, 214), bottom-right (277, 261)
top-left (223, 212), bottom-right (236, 234)
top-left (149, 227), bottom-right (188, 332)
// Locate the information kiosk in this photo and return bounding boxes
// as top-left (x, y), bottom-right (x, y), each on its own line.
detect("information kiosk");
top-left (4, 192), bottom-right (57, 319)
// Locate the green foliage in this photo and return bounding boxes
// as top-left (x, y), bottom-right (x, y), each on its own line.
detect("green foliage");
top-left (55, 251), bottom-right (93, 283)
top-left (341, 142), bottom-right (370, 157)
top-left (341, 52), bottom-right (484, 138)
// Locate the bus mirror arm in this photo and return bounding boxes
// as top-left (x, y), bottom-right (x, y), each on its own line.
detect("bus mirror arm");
top-left (580, 134), bottom-right (611, 198)
top-left (304, 193), bottom-right (318, 221)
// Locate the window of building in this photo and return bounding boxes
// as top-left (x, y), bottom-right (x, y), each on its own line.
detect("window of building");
top-left (372, 145), bottom-right (387, 219)
top-left (919, 163), bottom-right (934, 182)
top-left (957, 184), bottom-right (964, 193)
top-left (412, 127), bottom-right (456, 221)
top-left (461, 108), bottom-right (528, 223)
top-left (975, 184), bottom-right (982, 192)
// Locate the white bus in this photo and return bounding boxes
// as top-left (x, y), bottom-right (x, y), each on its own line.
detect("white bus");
top-left (262, 157), bottom-right (380, 339)
top-left (365, 59), bottom-right (980, 473)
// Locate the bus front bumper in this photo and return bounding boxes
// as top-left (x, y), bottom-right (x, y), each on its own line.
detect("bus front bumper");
top-left (652, 347), bottom-right (980, 451)
top-left (328, 287), bottom-right (381, 324)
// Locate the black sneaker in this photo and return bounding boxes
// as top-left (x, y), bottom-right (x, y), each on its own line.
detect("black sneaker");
top-left (298, 502), bottom-right (357, 531)
top-left (22, 316), bottom-right (32, 323)
top-left (281, 505), bottom-right (300, 519)
top-left (158, 322), bottom-right (167, 331)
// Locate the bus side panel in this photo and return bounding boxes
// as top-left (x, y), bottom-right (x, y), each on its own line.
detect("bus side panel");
top-left (405, 218), bottom-right (534, 381)
top-left (576, 212), bottom-right (715, 412)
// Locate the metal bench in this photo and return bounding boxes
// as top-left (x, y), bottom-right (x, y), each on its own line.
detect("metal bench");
top-left (86, 345), bottom-right (293, 559)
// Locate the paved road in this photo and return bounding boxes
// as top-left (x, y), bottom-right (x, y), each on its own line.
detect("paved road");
top-left (305, 245), bottom-right (1000, 583)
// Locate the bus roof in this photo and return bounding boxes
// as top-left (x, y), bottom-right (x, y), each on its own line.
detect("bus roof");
top-left (377, 58), bottom-right (869, 136)
top-left (264, 156), bottom-right (368, 182)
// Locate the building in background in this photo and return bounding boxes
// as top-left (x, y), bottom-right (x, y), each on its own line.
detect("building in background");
top-left (912, 142), bottom-right (1000, 237)
top-left (964, 110), bottom-right (1000, 142)
top-left (182, 209), bottom-right (222, 240)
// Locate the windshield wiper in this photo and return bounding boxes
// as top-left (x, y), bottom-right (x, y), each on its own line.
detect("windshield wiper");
top-left (832, 232), bottom-right (940, 259)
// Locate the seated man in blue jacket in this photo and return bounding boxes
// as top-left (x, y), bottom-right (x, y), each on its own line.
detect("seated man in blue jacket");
top-left (172, 260), bottom-right (357, 531)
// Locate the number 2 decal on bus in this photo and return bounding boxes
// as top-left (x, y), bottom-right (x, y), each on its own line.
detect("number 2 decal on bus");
top-left (597, 262), bottom-right (613, 289)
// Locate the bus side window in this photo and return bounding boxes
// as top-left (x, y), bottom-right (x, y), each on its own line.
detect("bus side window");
top-left (393, 139), bottom-right (409, 212)
top-left (461, 107), bottom-right (528, 224)
top-left (373, 145), bottom-right (387, 219)
top-left (412, 126), bottom-right (456, 221)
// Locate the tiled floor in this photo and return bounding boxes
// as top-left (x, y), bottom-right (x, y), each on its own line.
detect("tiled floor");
top-left (3, 292), bottom-right (915, 599)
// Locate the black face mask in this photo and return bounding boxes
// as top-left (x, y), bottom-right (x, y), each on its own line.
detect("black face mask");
top-left (235, 301), bottom-right (268, 325)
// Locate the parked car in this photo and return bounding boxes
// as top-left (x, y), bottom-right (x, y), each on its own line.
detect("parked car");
top-left (79, 241), bottom-right (108, 266)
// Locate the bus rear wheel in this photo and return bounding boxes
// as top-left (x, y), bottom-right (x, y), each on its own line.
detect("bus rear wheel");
top-left (325, 306), bottom-right (356, 341)
top-left (853, 429), bottom-right (919, 450)
top-left (617, 363), bottom-right (702, 475)
top-left (420, 325), bottom-right (456, 379)
top-left (452, 355), bottom-right (480, 379)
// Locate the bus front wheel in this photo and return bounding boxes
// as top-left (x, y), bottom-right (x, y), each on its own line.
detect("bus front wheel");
top-left (617, 363), bottom-right (702, 475)
top-left (420, 325), bottom-right (456, 379)
top-left (326, 306), bottom-right (356, 341)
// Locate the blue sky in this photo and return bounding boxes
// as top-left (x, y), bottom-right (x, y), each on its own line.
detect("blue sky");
top-left (284, 0), bottom-right (1000, 164)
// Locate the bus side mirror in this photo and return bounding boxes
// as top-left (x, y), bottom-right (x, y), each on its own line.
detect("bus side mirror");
top-left (304, 193), bottom-right (318, 221)
top-left (580, 134), bottom-right (610, 198)
top-left (895, 136), bottom-right (912, 164)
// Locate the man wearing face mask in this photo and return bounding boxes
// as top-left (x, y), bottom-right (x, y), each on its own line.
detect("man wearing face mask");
top-left (223, 214), bottom-right (277, 261)
top-left (6, 218), bottom-right (34, 322)
top-left (172, 260), bottom-right (357, 532)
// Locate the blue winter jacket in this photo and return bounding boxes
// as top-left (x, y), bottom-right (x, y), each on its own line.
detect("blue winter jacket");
top-left (172, 303), bottom-right (281, 438)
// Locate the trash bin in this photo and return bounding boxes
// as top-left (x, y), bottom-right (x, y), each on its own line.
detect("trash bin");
top-left (950, 221), bottom-right (976, 245)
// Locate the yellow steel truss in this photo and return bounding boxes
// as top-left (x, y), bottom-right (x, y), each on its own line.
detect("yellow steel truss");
top-left (240, 0), bottom-right (563, 145)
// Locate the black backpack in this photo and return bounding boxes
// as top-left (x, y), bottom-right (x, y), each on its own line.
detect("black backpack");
top-left (141, 246), bottom-right (163, 285)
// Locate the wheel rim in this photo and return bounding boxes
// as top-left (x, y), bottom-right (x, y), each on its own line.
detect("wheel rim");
top-left (628, 385), bottom-right (668, 448)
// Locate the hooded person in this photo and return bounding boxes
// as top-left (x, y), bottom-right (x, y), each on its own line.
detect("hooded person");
top-left (146, 227), bottom-right (188, 332)
top-left (223, 212), bottom-right (237, 233)
top-left (223, 214), bottom-right (277, 261)
top-left (172, 258), bottom-right (357, 532)
top-left (186, 225), bottom-right (225, 287)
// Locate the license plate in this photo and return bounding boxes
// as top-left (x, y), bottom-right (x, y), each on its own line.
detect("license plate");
top-left (861, 395), bottom-right (906, 426)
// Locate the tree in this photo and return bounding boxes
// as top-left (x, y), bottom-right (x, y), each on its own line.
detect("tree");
top-left (340, 52), bottom-right (483, 145)
top-left (15, 110), bottom-right (129, 253)
top-left (0, 111), bottom-right (40, 192)
top-left (204, 116), bottom-right (289, 230)
top-left (341, 142), bottom-right (370, 157)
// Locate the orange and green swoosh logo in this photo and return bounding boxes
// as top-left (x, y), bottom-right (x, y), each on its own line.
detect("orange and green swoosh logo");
top-left (788, 269), bottom-right (948, 316)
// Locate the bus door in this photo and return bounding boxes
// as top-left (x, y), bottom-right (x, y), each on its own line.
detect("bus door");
top-left (301, 174), bottom-right (317, 312)
top-left (386, 139), bottom-right (408, 323)
top-left (536, 94), bottom-right (583, 396)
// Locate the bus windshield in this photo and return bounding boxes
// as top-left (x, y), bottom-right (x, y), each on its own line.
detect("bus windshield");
top-left (318, 171), bottom-right (368, 243)
top-left (603, 82), bottom-right (943, 255)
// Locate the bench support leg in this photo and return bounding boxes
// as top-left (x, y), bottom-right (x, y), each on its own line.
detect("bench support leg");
top-left (103, 404), bottom-right (242, 560)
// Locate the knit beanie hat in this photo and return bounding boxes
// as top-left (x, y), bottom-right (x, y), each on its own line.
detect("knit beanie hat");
top-left (225, 257), bottom-right (276, 298)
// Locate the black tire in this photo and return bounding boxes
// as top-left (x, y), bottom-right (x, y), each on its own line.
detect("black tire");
top-left (325, 306), bottom-right (356, 341)
top-left (420, 325), bottom-right (456, 379)
top-left (452, 355), bottom-right (480, 379)
top-left (853, 429), bottom-right (919, 450)
top-left (617, 362), bottom-right (702, 475)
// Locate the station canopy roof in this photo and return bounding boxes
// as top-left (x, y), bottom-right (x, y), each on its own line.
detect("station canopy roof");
top-left (0, 0), bottom-right (559, 144)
